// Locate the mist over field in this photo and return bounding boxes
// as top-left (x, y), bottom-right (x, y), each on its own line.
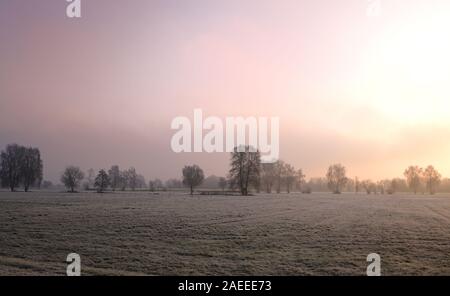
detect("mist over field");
top-left (1, 0), bottom-right (450, 277)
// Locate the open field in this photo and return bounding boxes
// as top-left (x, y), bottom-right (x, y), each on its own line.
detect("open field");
top-left (1, 191), bottom-right (450, 275)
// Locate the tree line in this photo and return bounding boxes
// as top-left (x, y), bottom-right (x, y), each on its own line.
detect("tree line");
top-left (183, 148), bottom-right (445, 196)
top-left (60, 165), bottom-right (147, 193)
top-left (0, 143), bottom-right (446, 195)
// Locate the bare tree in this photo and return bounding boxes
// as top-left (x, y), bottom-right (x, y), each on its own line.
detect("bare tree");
top-left (119, 170), bottom-right (128, 191)
top-left (148, 180), bottom-right (155, 191)
top-left (423, 165), bottom-right (441, 195)
top-left (84, 168), bottom-right (95, 190)
top-left (404, 166), bottom-right (423, 194)
top-left (94, 169), bottom-right (110, 193)
top-left (127, 167), bottom-right (138, 191)
top-left (284, 163), bottom-right (296, 193)
top-left (182, 165), bottom-right (205, 195)
top-left (261, 163), bottom-right (276, 193)
top-left (165, 178), bottom-right (182, 189)
top-left (228, 146), bottom-right (261, 196)
top-left (42, 180), bottom-right (53, 189)
top-left (389, 179), bottom-right (398, 194)
top-left (21, 147), bottom-right (43, 192)
top-left (326, 164), bottom-right (348, 194)
top-left (296, 169), bottom-right (306, 192)
top-left (61, 166), bottom-right (85, 193)
top-left (136, 174), bottom-right (147, 189)
top-left (0, 144), bottom-right (24, 191)
top-left (274, 160), bottom-right (286, 193)
top-left (218, 177), bottom-right (227, 191)
top-left (355, 177), bottom-right (360, 193)
top-left (361, 180), bottom-right (370, 194)
top-left (149, 178), bottom-right (164, 191)
top-left (361, 180), bottom-right (376, 194)
top-left (108, 165), bottom-right (121, 191)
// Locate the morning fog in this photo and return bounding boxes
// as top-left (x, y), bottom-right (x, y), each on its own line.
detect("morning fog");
top-left (171, 109), bottom-right (279, 163)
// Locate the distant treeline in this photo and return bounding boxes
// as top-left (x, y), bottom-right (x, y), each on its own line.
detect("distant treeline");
top-left (1, 143), bottom-right (448, 195)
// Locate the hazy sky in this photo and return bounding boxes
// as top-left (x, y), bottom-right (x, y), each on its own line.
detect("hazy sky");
top-left (1, 0), bottom-right (450, 183)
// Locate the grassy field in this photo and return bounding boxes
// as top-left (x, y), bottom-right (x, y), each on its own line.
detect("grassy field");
top-left (1, 191), bottom-right (450, 275)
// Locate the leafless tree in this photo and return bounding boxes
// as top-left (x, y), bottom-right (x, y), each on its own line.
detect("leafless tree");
top-left (61, 166), bottom-right (85, 193)
top-left (0, 144), bottom-right (43, 192)
top-left (218, 177), bottom-right (227, 191)
top-left (361, 180), bottom-right (376, 194)
top-left (149, 178), bottom-right (164, 191)
top-left (20, 147), bottom-right (43, 192)
top-left (42, 180), bottom-right (53, 189)
top-left (228, 146), bottom-right (261, 196)
top-left (165, 178), bottom-right (183, 189)
top-left (284, 163), bottom-right (296, 193)
top-left (124, 167), bottom-right (138, 191)
top-left (182, 165), bottom-right (205, 195)
top-left (108, 165), bottom-right (121, 191)
top-left (354, 177), bottom-right (360, 193)
top-left (296, 169), bottom-right (306, 192)
top-left (326, 164), bottom-right (348, 194)
top-left (404, 166), bottom-right (423, 194)
top-left (94, 169), bottom-right (110, 193)
top-left (118, 170), bottom-right (128, 191)
top-left (388, 179), bottom-right (398, 194)
top-left (274, 160), bottom-right (286, 193)
top-left (136, 174), bottom-right (147, 189)
top-left (84, 168), bottom-right (95, 190)
top-left (0, 144), bottom-right (24, 191)
top-left (261, 163), bottom-right (276, 193)
top-left (423, 165), bottom-right (441, 195)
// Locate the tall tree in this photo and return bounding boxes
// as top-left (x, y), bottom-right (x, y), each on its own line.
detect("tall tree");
top-left (284, 163), bottom-right (296, 193)
top-left (61, 166), bottom-right (85, 193)
top-left (94, 169), bottom-right (110, 193)
top-left (261, 163), bottom-right (276, 193)
top-left (296, 169), bottom-right (306, 192)
top-left (355, 177), bottom-right (360, 193)
top-left (21, 147), bottom-right (43, 192)
top-left (326, 164), bottom-right (348, 194)
top-left (86, 168), bottom-right (95, 190)
top-left (228, 145), bottom-right (261, 196)
top-left (108, 165), bottom-right (121, 191)
top-left (423, 165), bottom-right (441, 195)
top-left (274, 160), bottom-right (286, 193)
top-left (182, 165), bottom-right (205, 195)
top-left (404, 166), bottom-right (423, 194)
top-left (0, 144), bottom-right (25, 192)
top-left (127, 167), bottom-right (138, 191)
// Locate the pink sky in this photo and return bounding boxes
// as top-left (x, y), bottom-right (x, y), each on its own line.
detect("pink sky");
top-left (1, 0), bottom-right (450, 182)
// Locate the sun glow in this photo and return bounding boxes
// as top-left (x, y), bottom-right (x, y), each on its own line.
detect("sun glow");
top-left (361, 12), bottom-right (450, 125)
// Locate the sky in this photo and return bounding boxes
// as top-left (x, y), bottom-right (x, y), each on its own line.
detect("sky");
top-left (1, 0), bottom-right (450, 183)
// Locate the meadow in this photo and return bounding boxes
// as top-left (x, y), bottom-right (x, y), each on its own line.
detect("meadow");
top-left (1, 191), bottom-right (450, 275)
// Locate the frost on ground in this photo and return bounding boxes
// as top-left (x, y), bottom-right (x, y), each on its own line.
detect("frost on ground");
top-left (1, 191), bottom-right (450, 275)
